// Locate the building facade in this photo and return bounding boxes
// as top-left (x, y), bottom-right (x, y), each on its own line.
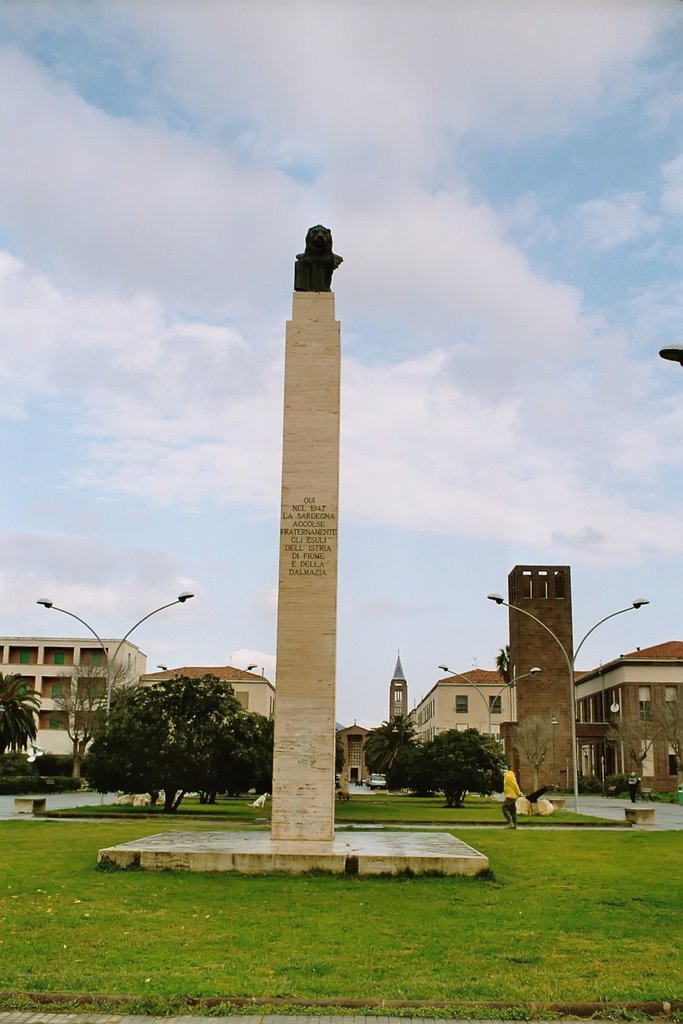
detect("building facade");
top-left (575, 641), bottom-right (682, 791)
top-left (140, 665), bottom-right (275, 718)
top-left (0, 636), bottom-right (146, 755)
top-left (337, 722), bottom-right (369, 783)
top-left (412, 668), bottom-right (510, 742)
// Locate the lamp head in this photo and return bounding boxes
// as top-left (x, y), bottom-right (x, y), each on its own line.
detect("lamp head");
top-left (632, 598), bottom-right (649, 609)
top-left (37, 598), bottom-right (53, 608)
top-left (177, 592), bottom-right (194, 603)
top-left (487, 593), bottom-right (505, 605)
top-left (530, 667), bottom-right (541, 674)
top-left (157, 664), bottom-right (168, 671)
top-left (659, 346), bottom-right (683, 365)
top-left (246, 664), bottom-right (257, 671)
top-left (438, 665), bottom-right (450, 674)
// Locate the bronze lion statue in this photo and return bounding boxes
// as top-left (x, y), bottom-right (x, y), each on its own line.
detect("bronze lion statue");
top-left (294, 225), bottom-right (343, 292)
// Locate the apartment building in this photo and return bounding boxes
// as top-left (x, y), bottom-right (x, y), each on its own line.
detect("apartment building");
top-left (0, 636), bottom-right (146, 754)
top-left (412, 668), bottom-right (511, 742)
top-left (575, 641), bottom-right (682, 791)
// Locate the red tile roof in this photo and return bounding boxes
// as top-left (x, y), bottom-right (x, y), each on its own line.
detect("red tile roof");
top-left (140, 666), bottom-right (268, 681)
top-left (617, 641), bottom-right (683, 660)
top-left (439, 668), bottom-right (503, 684)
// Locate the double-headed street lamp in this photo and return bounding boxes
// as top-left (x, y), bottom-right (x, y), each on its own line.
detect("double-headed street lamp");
top-left (437, 664), bottom-right (541, 738)
top-left (36, 592), bottom-right (195, 711)
top-left (486, 593), bottom-right (649, 813)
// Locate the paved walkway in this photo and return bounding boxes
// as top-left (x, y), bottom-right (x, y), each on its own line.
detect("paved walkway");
top-left (1, 791), bottom-right (681, 828)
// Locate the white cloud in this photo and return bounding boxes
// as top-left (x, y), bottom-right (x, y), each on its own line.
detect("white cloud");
top-left (661, 152), bottom-right (683, 214)
top-left (571, 193), bottom-right (660, 251)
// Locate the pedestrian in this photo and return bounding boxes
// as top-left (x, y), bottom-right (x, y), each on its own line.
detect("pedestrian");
top-left (502, 765), bottom-right (523, 829)
top-left (627, 771), bottom-right (641, 803)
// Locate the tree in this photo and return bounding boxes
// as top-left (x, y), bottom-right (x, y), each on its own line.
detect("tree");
top-left (387, 742), bottom-right (433, 795)
top-left (651, 696), bottom-right (682, 786)
top-left (0, 673), bottom-right (40, 754)
top-left (335, 728), bottom-right (346, 774)
top-left (607, 712), bottom-right (659, 777)
top-left (405, 728), bottom-right (504, 807)
top-left (53, 662), bottom-right (132, 778)
top-left (84, 674), bottom-right (270, 811)
top-left (513, 714), bottom-right (554, 790)
top-left (496, 645), bottom-right (511, 685)
top-left (363, 714), bottom-right (416, 774)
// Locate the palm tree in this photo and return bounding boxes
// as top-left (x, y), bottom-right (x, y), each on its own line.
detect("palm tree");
top-left (495, 645), bottom-right (511, 684)
top-left (0, 673), bottom-right (40, 754)
top-left (363, 714), bottom-right (416, 774)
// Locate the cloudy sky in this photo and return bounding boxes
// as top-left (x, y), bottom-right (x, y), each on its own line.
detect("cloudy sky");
top-left (1, 0), bottom-right (682, 727)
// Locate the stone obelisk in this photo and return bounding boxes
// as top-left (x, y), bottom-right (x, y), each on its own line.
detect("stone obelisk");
top-left (271, 226), bottom-right (343, 842)
top-left (98, 227), bottom-right (490, 875)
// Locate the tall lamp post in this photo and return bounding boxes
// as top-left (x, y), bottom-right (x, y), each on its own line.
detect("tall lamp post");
top-left (436, 664), bottom-right (541, 737)
top-left (486, 593), bottom-right (649, 812)
top-left (36, 592), bottom-right (195, 711)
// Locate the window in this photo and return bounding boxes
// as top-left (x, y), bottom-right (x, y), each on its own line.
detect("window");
top-left (638, 686), bottom-right (652, 717)
top-left (554, 570), bottom-right (565, 599)
top-left (522, 571), bottom-right (533, 598)
top-left (665, 686), bottom-right (678, 703)
top-left (51, 683), bottom-right (62, 698)
top-left (55, 651), bottom-right (65, 665)
top-left (92, 652), bottom-right (102, 666)
top-left (234, 691), bottom-right (249, 710)
top-left (455, 695), bottom-right (469, 713)
top-left (20, 650), bottom-right (30, 664)
top-left (489, 694), bottom-right (502, 714)
top-left (49, 719), bottom-right (63, 730)
top-left (538, 570), bottom-right (549, 599)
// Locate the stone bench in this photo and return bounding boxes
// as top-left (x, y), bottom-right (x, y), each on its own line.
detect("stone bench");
top-left (625, 806), bottom-right (655, 825)
top-left (13, 797), bottom-right (47, 814)
top-left (549, 797), bottom-right (566, 811)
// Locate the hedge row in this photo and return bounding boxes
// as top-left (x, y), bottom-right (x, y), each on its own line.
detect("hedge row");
top-left (0, 776), bottom-right (83, 795)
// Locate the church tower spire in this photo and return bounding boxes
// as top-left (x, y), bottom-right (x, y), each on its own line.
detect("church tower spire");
top-left (389, 652), bottom-right (408, 719)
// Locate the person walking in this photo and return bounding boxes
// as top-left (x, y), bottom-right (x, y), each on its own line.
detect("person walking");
top-left (627, 771), bottom-right (641, 803)
top-left (502, 765), bottom-right (523, 829)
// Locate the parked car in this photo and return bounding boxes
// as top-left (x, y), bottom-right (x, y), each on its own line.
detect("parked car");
top-left (368, 773), bottom-right (387, 789)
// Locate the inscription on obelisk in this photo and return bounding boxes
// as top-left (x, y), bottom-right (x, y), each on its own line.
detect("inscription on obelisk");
top-left (271, 228), bottom-right (342, 842)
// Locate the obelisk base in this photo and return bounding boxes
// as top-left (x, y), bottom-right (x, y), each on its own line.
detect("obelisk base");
top-left (98, 830), bottom-right (490, 876)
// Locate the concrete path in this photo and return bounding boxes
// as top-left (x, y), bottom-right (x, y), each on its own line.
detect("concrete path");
top-left (0, 791), bottom-right (116, 819)
top-left (1, 790), bottom-right (681, 829)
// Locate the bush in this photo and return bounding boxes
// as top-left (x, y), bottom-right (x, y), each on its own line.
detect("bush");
top-left (578, 773), bottom-right (603, 794)
top-left (0, 776), bottom-right (82, 795)
top-left (605, 772), bottom-right (629, 795)
top-left (0, 753), bottom-right (33, 778)
top-left (38, 753), bottom-right (74, 776)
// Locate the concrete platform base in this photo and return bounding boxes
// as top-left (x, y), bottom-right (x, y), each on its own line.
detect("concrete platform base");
top-left (98, 830), bottom-right (489, 876)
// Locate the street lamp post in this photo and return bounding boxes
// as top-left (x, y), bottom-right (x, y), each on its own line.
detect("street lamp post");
top-left (36, 592), bottom-right (195, 711)
top-left (437, 664), bottom-right (541, 738)
top-left (486, 593), bottom-right (649, 813)
top-left (550, 713), bottom-right (558, 789)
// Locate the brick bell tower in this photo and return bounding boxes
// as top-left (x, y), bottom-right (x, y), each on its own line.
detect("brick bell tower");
top-left (503, 566), bottom-right (574, 790)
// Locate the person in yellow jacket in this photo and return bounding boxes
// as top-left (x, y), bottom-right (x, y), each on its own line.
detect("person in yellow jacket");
top-left (502, 765), bottom-right (523, 829)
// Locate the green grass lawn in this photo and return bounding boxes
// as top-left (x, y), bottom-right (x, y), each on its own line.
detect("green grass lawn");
top-left (51, 792), bottom-right (610, 826)
top-left (1, 818), bottom-right (680, 1013)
